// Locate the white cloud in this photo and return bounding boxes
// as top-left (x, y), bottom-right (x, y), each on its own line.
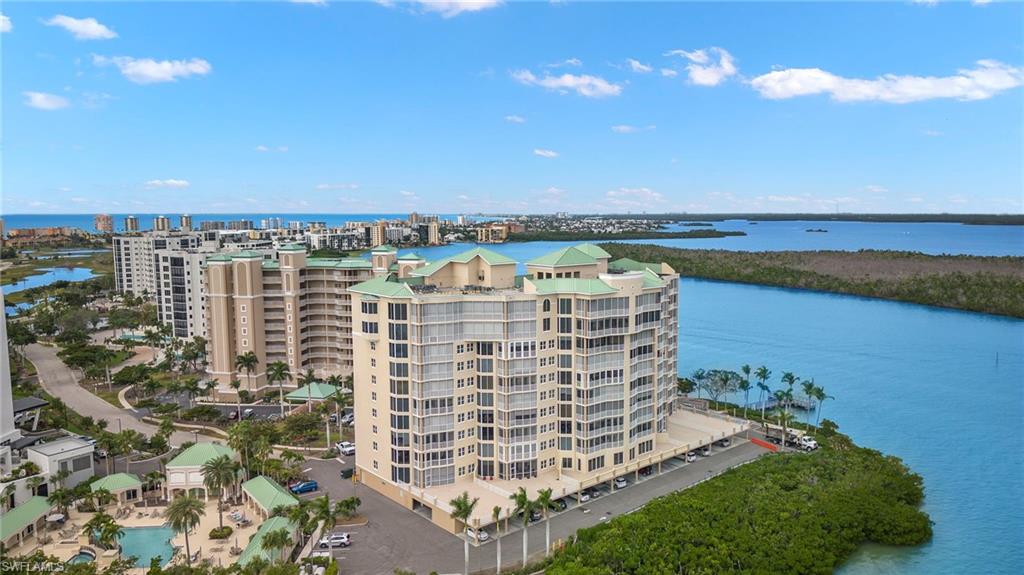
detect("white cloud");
top-left (291, 0), bottom-right (328, 5)
top-left (93, 55), bottom-right (212, 84)
top-left (45, 15), bottom-right (117, 40)
top-left (399, 190), bottom-right (417, 197)
top-left (665, 47), bottom-right (737, 86)
top-left (611, 124), bottom-right (655, 133)
top-left (533, 149), bottom-right (559, 158)
top-left (749, 59), bottom-right (1023, 103)
top-left (144, 179), bottom-right (190, 189)
top-left (315, 183), bottom-right (360, 190)
top-left (865, 185), bottom-right (888, 194)
top-left (972, 0), bottom-right (993, 5)
top-left (660, 68), bottom-right (678, 78)
top-left (544, 58), bottom-right (582, 68)
top-left (1, 14), bottom-right (11, 33)
top-left (922, 129), bottom-right (944, 137)
top-left (23, 91), bottom-right (70, 110)
top-left (604, 187), bottom-right (664, 209)
top-left (255, 145), bottom-right (269, 152)
top-left (912, 0), bottom-right (938, 5)
top-left (626, 58), bottom-right (653, 73)
top-left (504, 114), bottom-right (526, 124)
top-left (765, 195), bottom-right (803, 203)
top-left (511, 70), bottom-right (622, 98)
top-left (385, 1), bottom-right (503, 18)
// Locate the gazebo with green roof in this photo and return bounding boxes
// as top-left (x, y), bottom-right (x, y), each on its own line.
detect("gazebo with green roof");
top-left (238, 516), bottom-right (297, 566)
top-left (241, 476), bottom-right (299, 519)
top-left (91, 473), bottom-right (143, 506)
top-left (285, 381), bottom-right (344, 403)
top-left (0, 496), bottom-right (54, 550)
top-left (165, 442), bottom-right (238, 500)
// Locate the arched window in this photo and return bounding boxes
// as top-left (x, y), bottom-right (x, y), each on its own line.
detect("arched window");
top-left (542, 299), bottom-right (551, 312)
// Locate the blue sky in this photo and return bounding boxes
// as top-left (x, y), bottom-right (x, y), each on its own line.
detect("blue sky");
top-left (2, 0), bottom-right (1022, 215)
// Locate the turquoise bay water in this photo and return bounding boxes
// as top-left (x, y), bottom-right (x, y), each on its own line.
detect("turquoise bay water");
top-left (409, 242), bottom-right (1024, 574)
top-left (2, 267), bottom-right (96, 294)
top-left (118, 525), bottom-right (175, 567)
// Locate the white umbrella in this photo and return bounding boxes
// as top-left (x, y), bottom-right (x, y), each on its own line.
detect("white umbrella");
top-left (46, 513), bottom-right (66, 522)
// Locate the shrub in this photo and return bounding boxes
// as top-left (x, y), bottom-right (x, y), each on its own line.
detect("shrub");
top-left (209, 526), bottom-right (233, 539)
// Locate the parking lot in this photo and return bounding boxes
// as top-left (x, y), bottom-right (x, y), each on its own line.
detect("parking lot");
top-left (199, 402), bottom-right (288, 420)
top-left (301, 434), bottom-right (769, 575)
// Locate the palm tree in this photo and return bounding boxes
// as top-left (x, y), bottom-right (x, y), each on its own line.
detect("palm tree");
top-left (690, 369), bottom-right (706, 400)
top-left (780, 372), bottom-right (799, 412)
top-left (117, 429), bottom-right (143, 475)
top-left (267, 361), bottom-right (292, 418)
top-left (166, 494), bottom-right (205, 566)
top-left (27, 476), bottom-right (45, 497)
top-left (509, 487), bottom-right (534, 569)
top-left (229, 379), bottom-right (243, 419)
top-left (737, 368), bottom-right (753, 419)
top-left (143, 329), bottom-right (163, 363)
top-left (201, 454), bottom-right (239, 528)
top-left (1, 484), bottom-right (16, 512)
top-left (285, 504), bottom-right (311, 546)
top-left (449, 491), bottom-right (479, 575)
top-left (47, 488), bottom-right (75, 516)
top-left (91, 488), bottom-right (116, 510)
top-left (535, 487), bottom-right (554, 557)
top-left (813, 385), bottom-right (834, 429)
top-left (492, 505), bottom-right (503, 575)
top-left (260, 527), bottom-right (292, 564)
top-left (777, 410), bottom-right (795, 449)
top-left (227, 422), bottom-right (254, 478)
top-left (182, 378), bottom-right (202, 409)
top-left (234, 351), bottom-right (259, 397)
top-left (298, 368), bottom-right (317, 406)
top-left (755, 365), bottom-right (772, 419)
top-left (772, 389), bottom-right (792, 419)
top-left (329, 388), bottom-right (352, 440)
top-left (143, 470), bottom-right (164, 505)
top-left (311, 495), bottom-right (336, 533)
top-left (801, 379), bottom-right (817, 426)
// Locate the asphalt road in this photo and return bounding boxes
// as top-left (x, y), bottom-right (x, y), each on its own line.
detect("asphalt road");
top-left (302, 438), bottom-right (769, 575)
top-left (24, 342), bottom-right (195, 446)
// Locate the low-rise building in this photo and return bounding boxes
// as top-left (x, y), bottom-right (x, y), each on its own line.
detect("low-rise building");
top-left (25, 437), bottom-right (95, 491)
top-left (165, 442), bottom-right (238, 500)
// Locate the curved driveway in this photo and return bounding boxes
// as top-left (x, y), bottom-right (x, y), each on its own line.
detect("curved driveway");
top-left (25, 342), bottom-right (195, 446)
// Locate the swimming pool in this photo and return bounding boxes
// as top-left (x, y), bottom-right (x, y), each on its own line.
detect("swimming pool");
top-left (69, 550), bottom-right (95, 564)
top-left (119, 525), bottom-right (176, 567)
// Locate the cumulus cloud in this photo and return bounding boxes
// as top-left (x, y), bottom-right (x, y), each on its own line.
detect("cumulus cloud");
top-left (380, 1), bottom-right (502, 18)
top-left (749, 59), bottom-right (1023, 103)
top-left (664, 47), bottom-right (737, 86)
top-left (611, 124), bottom-right (655, 133)
top-left (626, 58), bottom-right (653, 73)
top-left (511, 69), bottom-right (622, 98)
top-left (605, 187), bottom-right (664, 208)
top-left (504, 114), bottom-right (526, 124)
top-left (1, 14), bottom-right (11, 33)
top-left (544, 58), bottom-right (583, 68)
top-left (533, 149), bottom-right (559, 158)
top-left (291, 0), bottom-right (328, 5)
top-left (45, 15), bottom-right (117, 40)
top-left (93, 55), bottom-right (212, 84)
top-left (660, 68), bottom-right (678, 78)
top-left (145, 179), bottom-right (190, 189)
top-left (316, 183), bottom-right (360, 190)
top-left (23, 91), bottom-right (70, 110)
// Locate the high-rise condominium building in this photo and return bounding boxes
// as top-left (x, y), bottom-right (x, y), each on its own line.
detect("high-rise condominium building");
top-left (349, 243), bottom-right (687, 534)
top-left (94, 214), bottom-right (113, 233)
top-left (203, 245), bottom-right (377, 397)
top-left (153, 215), bottom-right (171, 232)
top-left (180, 214), bottom-right (193, 231)
top-left (124, 215), bottom-right (139, 232)
top-left (112, 233), bottom-right (206, 296)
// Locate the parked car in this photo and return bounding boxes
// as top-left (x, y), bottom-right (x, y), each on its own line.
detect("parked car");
top-left (340, 413), bottom-right (355, 426)
top-left (328, 413), bottom-right (338, 423)
top-left (572, 491), bottom-right (591, 503)
top-left (242, 408), bottom-right (256, 420)
top-left (467, 528), bottom-right (489, 542)
top-left (529, 509), bottom-right (543, 523)
top-left (340, 468), bottom-right (355, 479)
top-left (93, 449), bottom-right (108, 460)
top-left (639, 466), bottom-right (653, 477)
top-left (336, 441), bottom-right (356, 456)
top-left (290, 481), bottom-right (318, 494)
top-left (614, 477), bottom-right (629, 489)
top-left (685, 451), bottom-right (698, 463)
top-left (799, 436), bottom-right (819, 451)
top-left (699, 445), bottom-right (711, 457)
top-left (318, 533), bottom-right (350, 548)
top-left (267, 413), bottom-right (281, 422)
top-left (228, 410), bottom-right (239, 421)
top-left (715, 437), bottom-right (731, 448)
top-left (586, 487), bottom-right (602, 499)
top-left (553, 498), bottom-right (568, 511)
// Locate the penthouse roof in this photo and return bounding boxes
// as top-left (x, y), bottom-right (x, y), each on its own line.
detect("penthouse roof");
top-left (529, 277), bottom-right (618, 296)
top-left (410, 247), bottom-right (516, 277)
top-left (527, 246), bottom-right (597, 267)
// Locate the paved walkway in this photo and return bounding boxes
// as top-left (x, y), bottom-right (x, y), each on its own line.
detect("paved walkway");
top-left (25, 342), bottom-right (194, 446)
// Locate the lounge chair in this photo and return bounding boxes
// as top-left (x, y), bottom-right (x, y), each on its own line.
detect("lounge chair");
top-left (190, 549), bottom-right (201, 563)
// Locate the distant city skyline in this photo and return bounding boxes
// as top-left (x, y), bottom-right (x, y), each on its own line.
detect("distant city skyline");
top-left (2, 1), bottom-right (1022, 215)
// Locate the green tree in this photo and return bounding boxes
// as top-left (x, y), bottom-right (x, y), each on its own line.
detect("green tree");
top-left (229, 378), bottom-right (243, 421)
top-left (165, 494), bottom-right (205, 566)
top-left (449, 491), bottom-right (479, 575)
top-left (201, 454), bottom-right (239, 528)
top-left (492, 505), bottom-right (503, 575)
top-left (802, 378), bottom-right (817, 427)
top-left (738, 364), bottom-right (753, 418)
top-left (755, 365), bottom-right (772, 419)
top-left (234, 351), bottom-right (260, 398)
top-left (267, 361), bottom-right (292, 418)
top-left (260, 527), bottom-right (293, 564)
top-left (536, 487), bottom-right (554, 557)
top-left (814, 385), bottom-right (834, 429)
top-left (509, 487), bottom-right (534, 569)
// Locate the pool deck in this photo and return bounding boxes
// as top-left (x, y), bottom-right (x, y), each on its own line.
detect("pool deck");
top-left (6, 500), bottom-right (261, 572)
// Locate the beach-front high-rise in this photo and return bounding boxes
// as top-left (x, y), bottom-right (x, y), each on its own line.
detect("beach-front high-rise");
top-left (347, 244), bottom-right (740, 533)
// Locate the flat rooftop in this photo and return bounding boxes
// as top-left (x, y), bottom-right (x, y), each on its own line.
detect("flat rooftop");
top-left (27, 436), bottom-right (93, 456)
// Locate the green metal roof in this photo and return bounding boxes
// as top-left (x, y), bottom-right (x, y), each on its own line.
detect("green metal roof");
top-left (530, 278), bottom-right (618, 296)
top-left (608, 257), bottom-right (661, 274)
top-left (241, 476), bottom-right (299, 513)
top-left (307, 258), bottom-right (373, 269)
top-left (641, 268), bottom-right (667, 289)
top-left (206, 254), bottom-right (233, 262)
top-left (349, 276), bottom-right (414, 298)
top-left (388, 263), bottom-right (399, 272)
top-left (371, 245), bottom-right (398, 253)
top-left (238, 516), bottom-right (296, 566)
top-left (167, 442), bottom-right (237, 468)
top-left (527, 246), bottom-right (597, 267)
top-left (91, 473), bottom-right (142, 493)
top-left (231, 251), bottom-right (265, 260)
top-left (397, 252), bottom-right (425, 261)
top-left (1, 496), bottom-right (52, 542)
top-left (278, 244), bottom-right (306, 252)
top-left (285, 382), bottom-right (341, 402)
top-left (572, 243), bottom-right (612, 260)
top-left (261, 260), bottom-right (281, 269)
top-left (410, 247), bottom-right (516, 277)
